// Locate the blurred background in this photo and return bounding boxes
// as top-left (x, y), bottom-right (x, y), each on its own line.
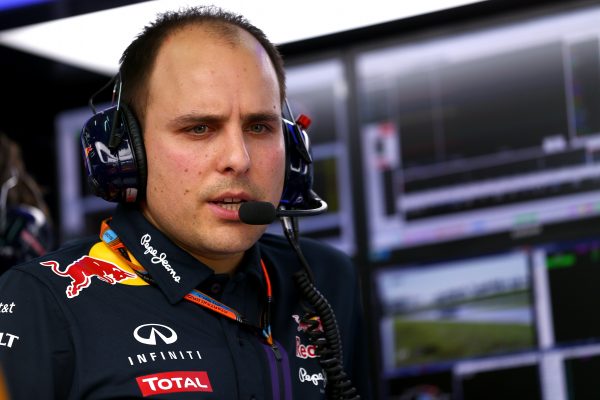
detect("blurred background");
top-left (3, 0), bottom-right (600, 398)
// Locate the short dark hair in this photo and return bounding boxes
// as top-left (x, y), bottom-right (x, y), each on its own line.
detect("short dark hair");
top-left (119, 5), bottom-right (286, 121)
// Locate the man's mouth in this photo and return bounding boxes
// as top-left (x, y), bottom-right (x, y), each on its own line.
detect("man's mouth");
top-left (213, 198), bottom-right (247, 211)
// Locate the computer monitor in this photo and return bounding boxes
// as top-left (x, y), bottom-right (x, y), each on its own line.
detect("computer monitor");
top-left (372, 232), bottom-right (600, 399)
top-left (355, 2), bottom-right (600, 256)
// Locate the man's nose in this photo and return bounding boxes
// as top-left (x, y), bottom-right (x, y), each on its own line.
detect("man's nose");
top-left (217, 130), bottom-right (251, 174)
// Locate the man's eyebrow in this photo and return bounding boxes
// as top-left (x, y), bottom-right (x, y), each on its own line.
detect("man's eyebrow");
top-left (168, 113), bottom-right (225, 128)
top-left (242, 112), bottom-right (281, 124)
top-left (168, 112), bottom-right (282, 129)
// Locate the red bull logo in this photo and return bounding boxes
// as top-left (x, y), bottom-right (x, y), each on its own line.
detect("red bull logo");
top-left (292, 314), bottom-right (323, 333)
top-left (41, 256), bottom-right (136, 298)
top-left (296, 336), bottom-right (318, 359)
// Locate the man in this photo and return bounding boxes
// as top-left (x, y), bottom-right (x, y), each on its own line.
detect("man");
top-left (0, 6), bottom-right (371, 399)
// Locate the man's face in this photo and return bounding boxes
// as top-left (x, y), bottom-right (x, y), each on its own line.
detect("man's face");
top-left (140, 25), bottom-right (286, 270)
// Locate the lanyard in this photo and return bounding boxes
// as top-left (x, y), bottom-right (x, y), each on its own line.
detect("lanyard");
top-left (99, 218), bottom-right (276, 349)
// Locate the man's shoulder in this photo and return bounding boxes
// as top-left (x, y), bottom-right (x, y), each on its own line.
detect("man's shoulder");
top-left (259, 232), bottom-right (347, 255)
top-left (7, 235), bottom-right (98, 279)
top-left (259, 233), bottom-right (354, 272)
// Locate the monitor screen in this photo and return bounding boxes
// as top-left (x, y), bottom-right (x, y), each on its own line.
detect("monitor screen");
top-left (355, 4), bottom-right (600, 255)
top-left (353, 4), bottom-right (600, 397)
top-left (372, 233), bottom-right (600, 399)
top-left (376, 250), bottom-right (535, 373)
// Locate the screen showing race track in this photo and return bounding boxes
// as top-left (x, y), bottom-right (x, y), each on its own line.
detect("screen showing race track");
top-left (373, 234), bottom-right (600, 399)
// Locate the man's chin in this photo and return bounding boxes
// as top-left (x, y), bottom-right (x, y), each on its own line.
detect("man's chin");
top-left (208, 224), bottom-right (267, 250)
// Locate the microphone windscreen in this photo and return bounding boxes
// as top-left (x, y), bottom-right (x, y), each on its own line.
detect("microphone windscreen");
top-left (239, 201), bottom-right (277, 225)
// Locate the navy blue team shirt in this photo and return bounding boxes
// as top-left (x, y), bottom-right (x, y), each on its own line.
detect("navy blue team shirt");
top-left (0, 204), bottom-right (371, 399)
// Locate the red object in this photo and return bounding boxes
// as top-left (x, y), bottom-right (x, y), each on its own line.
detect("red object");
top-left (295, 114), bottom-right (312, 130)
top-left (136, 371), bottom-right (213, 396)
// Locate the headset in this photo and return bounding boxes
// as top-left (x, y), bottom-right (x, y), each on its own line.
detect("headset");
top-left (80, 75), bottom-right (328, 217)
top-left (0, 169), bottom-right (51, 271)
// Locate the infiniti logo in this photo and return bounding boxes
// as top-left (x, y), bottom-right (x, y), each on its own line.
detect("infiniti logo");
top-left (134, 324), bottom-right (178, 345)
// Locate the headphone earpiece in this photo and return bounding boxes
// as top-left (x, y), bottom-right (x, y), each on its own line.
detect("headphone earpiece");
top-left (280, 115), bottom-right (319, 210)
top-left (80, 104), bottom-right (146, 203)
top-left (121, 104), bottom-right (147, 195)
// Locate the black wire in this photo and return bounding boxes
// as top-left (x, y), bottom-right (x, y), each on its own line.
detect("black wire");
top-left (281, 216), bottom-right (315, 283)
top-left (293, 270), bottom-right (360, 400)
top-left (281, 216), bottom-right (360, 400)
top-left (88, 74), bottom-right (119, 114)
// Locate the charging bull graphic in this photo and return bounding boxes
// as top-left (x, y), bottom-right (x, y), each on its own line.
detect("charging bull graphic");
top-left (292, 314), bottom-right (324, 333)
top-left (41, 256), bottom-right (136, 298)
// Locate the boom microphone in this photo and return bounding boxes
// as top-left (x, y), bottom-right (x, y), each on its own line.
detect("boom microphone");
top-left (238, 198), bottom-right (328, 225)
top-left (239, 202), bottom-right (277, 225)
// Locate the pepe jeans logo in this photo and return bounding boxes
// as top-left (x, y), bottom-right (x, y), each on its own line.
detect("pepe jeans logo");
top-left (134, 324), bottom-right (178, 345)
top-left (299, 368), bottom-right (326, 387)
top-left (140, 234), bottom-right (181, 283)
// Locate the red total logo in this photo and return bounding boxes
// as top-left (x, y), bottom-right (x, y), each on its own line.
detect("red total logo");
top-left (136, 371), bottom-right (213, 397)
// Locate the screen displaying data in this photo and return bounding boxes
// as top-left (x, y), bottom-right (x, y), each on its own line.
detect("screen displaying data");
top-left (356, 5), bottom-right (600, 254)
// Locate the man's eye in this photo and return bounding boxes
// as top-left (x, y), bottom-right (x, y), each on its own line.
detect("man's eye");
top-left (249, 124), bottom-right (268, 134)
top-left (191, 125), bottom-right (209, 134)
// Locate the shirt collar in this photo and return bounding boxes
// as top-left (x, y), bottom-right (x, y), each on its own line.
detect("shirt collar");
top-left (109, 204), bottom-right (265, 303)
top-left (234, 243), bottom-right (265, 286)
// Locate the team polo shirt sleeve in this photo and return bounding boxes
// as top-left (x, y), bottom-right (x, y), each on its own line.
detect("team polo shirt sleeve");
top-left (0, 265), bottom-right (75, 399)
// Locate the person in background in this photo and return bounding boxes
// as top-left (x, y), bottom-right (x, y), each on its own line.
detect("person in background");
top-left (0, 132), bottom-right (53, 273)
top-left (0, 6), bottom-right (371, 400)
